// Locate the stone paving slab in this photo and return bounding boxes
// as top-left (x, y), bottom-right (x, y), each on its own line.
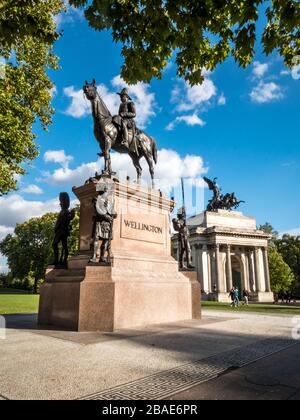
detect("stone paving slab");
top-left (3, 314), bottom-right (234, 345)
top-left (168, 343), bottom-right (300, 400)
top-left (0, 310), bottom-right (297, 400)
top-left (80, 337), bottom-right (295, 400)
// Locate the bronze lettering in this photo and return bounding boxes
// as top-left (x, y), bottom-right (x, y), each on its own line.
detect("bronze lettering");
top-left (124, 220), bottom-right (163, 235)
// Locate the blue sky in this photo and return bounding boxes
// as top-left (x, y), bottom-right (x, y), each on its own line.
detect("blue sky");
top-left (0, 4), bottom-right (300, 271)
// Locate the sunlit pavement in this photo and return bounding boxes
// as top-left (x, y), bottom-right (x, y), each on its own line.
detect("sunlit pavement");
top-left (0, 310), bottom-right (298, 400)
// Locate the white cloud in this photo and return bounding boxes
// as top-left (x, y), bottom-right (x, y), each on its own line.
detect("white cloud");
top-left (22, 185), bottom-right (44, 195)
top-left (168, 75), bottom-right (219, 129)
top-left (155, 149), bottom-right (208, 194)
top-left (63, 86), bottom-right (91, 118)
top-left (0, 225), bottom-right (12, 272)
top-left (166, 114), bottom-right (205, 131)
top-left (253, 61), bottom-right (269, 78)
top-left (0, 194), bottom-right (77, 273)
top-left (280, 70), bottom-right (290, 76)
top-left (63, 75), bottom-right (156, 129)
top-left (172, 79), bottom-right (217, 113)
top-left (250, 81), bottom-right (284, 104)
top-left (44, 150), bottom-right (73, 167)
top-left (0, 195), bottom-right (61, 228)
top-left (45, 160), bottom-right (100, 187)
top-left (0, 149), bottom-right (207, 272)
top-left (43, 148), bottom-right (207, 194)
top-left (218, 93), bottom-right (226, 106)
top-left (0, 225), bottom-right (14, 241)
top-left (281, 228), bottom-right (300, 237)
top-left (54, 1), bottom-right (83, 29)
top-left (0, 264), bottom-right (8, 274)
top-left (50, 85), bottom-right (58, 98)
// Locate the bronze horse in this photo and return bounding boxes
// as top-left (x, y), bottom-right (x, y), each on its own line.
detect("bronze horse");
top-left (83, 79), bottom-right (157, 188)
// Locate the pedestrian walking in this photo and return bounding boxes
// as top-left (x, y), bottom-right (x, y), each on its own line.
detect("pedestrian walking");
top-left (234, 287), bottom-right (240, 307)
top-left (242, 290), bottom-right (249, 306)
top-left (229, 288), bottom-right (235, 307)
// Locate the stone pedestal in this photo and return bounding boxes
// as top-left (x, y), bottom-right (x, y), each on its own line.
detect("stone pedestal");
top-left (38, 179), bottom-right (201, 331)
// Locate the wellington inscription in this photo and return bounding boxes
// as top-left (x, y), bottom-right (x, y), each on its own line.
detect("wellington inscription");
top-left (124, 220), bottom-right (163, 234)
top-left (121, 214), bottom-right (165, 244)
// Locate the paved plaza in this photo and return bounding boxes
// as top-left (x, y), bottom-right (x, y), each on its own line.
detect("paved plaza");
top-left (0, 310), bottom-right (299, 400)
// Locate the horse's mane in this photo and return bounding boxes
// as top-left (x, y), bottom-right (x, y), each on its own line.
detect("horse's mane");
top-left (96, 91), bottom-right (112, 118)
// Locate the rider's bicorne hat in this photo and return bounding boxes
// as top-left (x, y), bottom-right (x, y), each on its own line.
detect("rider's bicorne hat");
top-left (117, 88), bottom-right (132, 100)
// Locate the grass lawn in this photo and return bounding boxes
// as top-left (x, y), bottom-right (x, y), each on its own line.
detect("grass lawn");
top-left (1, 287), bottom-right (300, 317)
top-left (202, 301), bottom-right (300, 315)
top-left (0, 289), bottom-right (39, 314)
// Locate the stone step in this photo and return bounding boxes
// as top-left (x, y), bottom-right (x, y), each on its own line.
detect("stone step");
top-left (68, 256), bottom-right (91, 269)
top-left (51, 275), bottom-right (84, 283)
top-left (55, 269), bottom-right (86, 277)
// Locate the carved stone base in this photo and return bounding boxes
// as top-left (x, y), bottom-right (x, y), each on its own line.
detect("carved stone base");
top-left (250, 292), bottom-right (274, 303)
top-left (38, 254), bottom-right (201, 331)
top-left (38, 179), bottom-right (201, 331)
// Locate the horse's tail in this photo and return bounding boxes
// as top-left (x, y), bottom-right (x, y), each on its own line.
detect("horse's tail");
top-left (152, 137), bottom-right (158, 164)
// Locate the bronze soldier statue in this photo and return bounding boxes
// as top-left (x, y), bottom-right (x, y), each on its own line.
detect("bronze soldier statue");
top-left (52, 192), bottom-right (75, 268)
top-left (113, 88), bottom-right (139, 155)
top-left (172, 207), bottom-right (193, 270)
top-left (90, 185), bottom-right (117, 264)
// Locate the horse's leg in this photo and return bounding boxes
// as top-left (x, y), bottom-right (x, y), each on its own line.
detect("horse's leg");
top-left (102, 135), bottom-right (112, 176)
top-left (130, 154), bottom-right (142, 184)
top-left (144, 152), bottom-right (155, 189)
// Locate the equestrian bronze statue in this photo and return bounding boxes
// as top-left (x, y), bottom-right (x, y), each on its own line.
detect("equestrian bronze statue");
top-left (83, 80), bottom-right (158, 188)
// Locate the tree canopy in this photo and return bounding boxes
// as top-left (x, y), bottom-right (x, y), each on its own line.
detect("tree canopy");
top-left (268, 246), bottom-right (295, 293)
top-left (70, 0), bottom-right (300, 85)
top-left (259, 222), bottom-right (279, 239)
top-left (276, 234), bottom-right (300, 291)
top-left (0, 0), bottom-right (63, 195)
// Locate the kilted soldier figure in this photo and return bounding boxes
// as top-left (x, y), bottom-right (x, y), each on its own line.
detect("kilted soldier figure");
top-left (90, 184), bottom-right (117, 264)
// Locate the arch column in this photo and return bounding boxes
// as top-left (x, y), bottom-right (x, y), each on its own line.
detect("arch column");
top-left (226, 245), bottom-right (233, 293)
top-left (247, 248), bottom-right (255, 292)
top-left (254, 247), bottom-right (262, 292)
top-left (262, 247), bottom-right (272, 292)
top-left (213, 244), bottom-right (221, 292)
top-left (199, 244), bottom-right (210, 294)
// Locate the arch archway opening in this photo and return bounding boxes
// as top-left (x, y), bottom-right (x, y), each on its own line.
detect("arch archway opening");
top-left (231, 255), bottom-right (244, 299)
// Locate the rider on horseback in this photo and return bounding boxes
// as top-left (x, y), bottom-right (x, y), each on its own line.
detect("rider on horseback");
top-left (113, 88), bottom-right (139, 155)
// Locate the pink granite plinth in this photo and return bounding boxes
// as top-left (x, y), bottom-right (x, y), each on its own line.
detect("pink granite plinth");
top-left (38, 179), bottom-right (201, 331)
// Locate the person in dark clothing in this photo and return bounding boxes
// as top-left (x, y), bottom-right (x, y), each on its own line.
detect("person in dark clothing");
top-left (229, 288), bottom-right (235, 307)
top-left (242, 290), bottom-right (250, 306)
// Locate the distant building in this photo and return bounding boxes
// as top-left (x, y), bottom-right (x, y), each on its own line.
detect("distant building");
top-left (172, 210), bottom-right (273, 302)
